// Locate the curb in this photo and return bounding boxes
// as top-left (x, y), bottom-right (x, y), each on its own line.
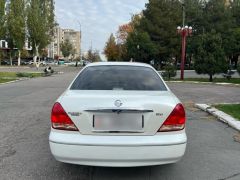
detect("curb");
top-left (0, 72), bottom-right (64, 85)
top-left (195, 103), bottom-right (240, 131)
top-left (0, 66), bottom-right (30, 69)
top-left (0, 78), bottom-right (29, 85)
top-left (166, 80), bottom-right (240, 87)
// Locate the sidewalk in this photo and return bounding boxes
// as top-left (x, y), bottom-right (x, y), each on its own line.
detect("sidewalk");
top-left (195, 103), bottom-right (240, 131)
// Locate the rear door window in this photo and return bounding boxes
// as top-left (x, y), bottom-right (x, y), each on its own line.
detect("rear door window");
top-left (71, 65), bottom-right (167, 91)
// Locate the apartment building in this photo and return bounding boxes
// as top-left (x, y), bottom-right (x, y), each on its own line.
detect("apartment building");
top-left (48, 26), bottom-right (81, 59)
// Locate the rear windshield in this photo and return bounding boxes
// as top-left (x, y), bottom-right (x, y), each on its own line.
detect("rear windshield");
top-left (70, 65), bottom-right (167, 91)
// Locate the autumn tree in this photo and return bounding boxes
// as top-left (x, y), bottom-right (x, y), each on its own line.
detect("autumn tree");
top-left (115, 14), bottom-right (142, 61)
top-left (85, 49), bottom-right (101, 62)
top-left (104, 33), bottom-right (119, 61)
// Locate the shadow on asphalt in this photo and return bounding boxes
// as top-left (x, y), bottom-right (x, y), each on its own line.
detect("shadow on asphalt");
top-left (59, 162), bottom-right (175, 179)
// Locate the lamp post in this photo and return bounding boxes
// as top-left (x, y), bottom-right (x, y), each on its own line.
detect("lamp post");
top-left (77, 20), bottom-right (82, 65)
top-left (177, 25), bottom-right (192, 80)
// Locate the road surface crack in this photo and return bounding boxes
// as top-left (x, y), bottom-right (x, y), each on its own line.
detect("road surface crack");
top-left (0, 146), bottom-right (16, 160)
top-left (218, 172), bottom-right (240, 180)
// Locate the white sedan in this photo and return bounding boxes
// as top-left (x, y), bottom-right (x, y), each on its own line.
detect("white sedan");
top-left (49, 62), bottom-right (187, 167)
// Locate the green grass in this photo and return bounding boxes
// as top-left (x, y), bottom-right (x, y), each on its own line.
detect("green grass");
top-left (0, 78), bottom-right (17, 83)
top-left (166, 78), bottom-right (240, 84)
top-left (0, 72), bottom-right (44, 84)
top-left (16, 72), bottom-right (43, 78)
top-left (214, 104), bottom-right (240, 121)
top-left (0, 72), bottom-right (18, 78)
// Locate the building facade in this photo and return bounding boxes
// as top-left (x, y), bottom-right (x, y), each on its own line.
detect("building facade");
top-left (48, 26), bottom-right (81, 60)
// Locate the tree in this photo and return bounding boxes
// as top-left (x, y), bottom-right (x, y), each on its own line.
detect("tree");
top-left (162, 62), bottom-right (177, 80)
top-left (206, 0), bottom-right (234, 64)
top-left (126, 31), bottom-right (157, 63)
top-left (229, 0), bottom-right (240, 68)
top-left (6, 0), bottom-right (26, 66)
top-left (85, 49), bottom-right (101, 62)
top-left (115, 14), bottom-right (142, 61)
top-left (137, 0), bottom-right (182, 64)
top-left (0, 0), bottom-right (6, 65)
top-left (27, 0), bottom-right (55, 65)
top-left (104, 33), bottom-right (119, 61)
top-left (237, 62), bottom-right (240, 75)
top-left (116, 24), bottom-right (133, 44)
top-left (21, 48), bottom-right (30, 59)
top-left (0, 0), bottom-right (5, 39)
top-left (60, 39), bottom-right (73, 58)
top-left (116, 14), bottom-right (141, 44)
top-left (194, 31), bottom-right (228, 82)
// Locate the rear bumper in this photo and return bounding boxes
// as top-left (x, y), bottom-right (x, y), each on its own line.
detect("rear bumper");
top-left (49, 130), bottom-right (187, 167)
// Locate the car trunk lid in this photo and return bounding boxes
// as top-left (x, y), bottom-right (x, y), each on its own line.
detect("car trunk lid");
top-left (59, 90), bottom-right (178, 135)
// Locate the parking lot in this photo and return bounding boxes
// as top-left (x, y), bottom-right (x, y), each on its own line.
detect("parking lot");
top-left (0, 69), bottom-right (240, 180)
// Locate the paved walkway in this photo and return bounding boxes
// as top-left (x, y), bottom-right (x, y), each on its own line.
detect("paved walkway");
top-left (168, 82), bottom-right (240, 104)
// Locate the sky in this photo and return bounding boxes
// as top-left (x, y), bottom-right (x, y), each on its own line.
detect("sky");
top-left (55, 0), bottom-right (148, 54)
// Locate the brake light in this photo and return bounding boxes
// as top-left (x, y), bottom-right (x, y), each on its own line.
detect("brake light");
top-left (51, 102), bottom-right (78, 131)
top-left (158, 104), bottom-right (186, 132)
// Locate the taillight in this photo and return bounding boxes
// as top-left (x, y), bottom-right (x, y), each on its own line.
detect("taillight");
top-left (158, 104), bottom-right (186, 132)
top-left (51, 102), bottom-right (78, 131)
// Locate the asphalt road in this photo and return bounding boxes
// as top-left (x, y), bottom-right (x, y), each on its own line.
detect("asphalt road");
top-left (0, 69), bottom-right (240, 180)
top-left (0, 65), bottom-right (239, 78)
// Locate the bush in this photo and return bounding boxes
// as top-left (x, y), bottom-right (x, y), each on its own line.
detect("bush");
top-left (16, 72), bottom-right (43, 78)
top-left (16, 72), bottom-right (32, 78)
top-left (162, 63), bottom-right (177, 80)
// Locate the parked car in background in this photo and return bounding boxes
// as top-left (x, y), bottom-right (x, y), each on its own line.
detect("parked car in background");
top-left (49, 62), bottom-right (187, 167)
top-left (28, 60), bottom-right (46, 66)
top-left (58, 59), bottom-right (65, 65)
top-left (46, 60), bottom-right (58, 65)
top-left (64, 61), bottom-right (79, 66)
top-left (1, 60), bottom-right (10, 65)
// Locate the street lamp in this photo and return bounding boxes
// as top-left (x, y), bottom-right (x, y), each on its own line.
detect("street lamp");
top-left (177, 25), bottom-right (192, 80)
top-left (77, 20), bottom-right (82, 66)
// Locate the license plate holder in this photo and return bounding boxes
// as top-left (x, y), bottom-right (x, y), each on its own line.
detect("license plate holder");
top-left (93, 113), bottom-right (144, 132)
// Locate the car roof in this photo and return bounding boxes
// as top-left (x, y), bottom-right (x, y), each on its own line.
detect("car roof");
top-left (86, 61), bottom-right (152, 68)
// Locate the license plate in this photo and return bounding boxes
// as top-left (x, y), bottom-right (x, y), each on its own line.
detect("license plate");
top-left (93, 113), bottom-right (144, 132)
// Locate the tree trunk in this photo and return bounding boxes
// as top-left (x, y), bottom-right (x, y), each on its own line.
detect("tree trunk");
top-left (18, 50), bottom-right (21, 66)
top-left (189, 55), bottom-right (192, 69)
top-left (10, 52), bottom-right (12, 66)
top-left (232, 55), bottom-right (239, 69)
top-left (209, 74), bottom-right (213, 82)
top-left (34, 43), bottom-right (40, 69)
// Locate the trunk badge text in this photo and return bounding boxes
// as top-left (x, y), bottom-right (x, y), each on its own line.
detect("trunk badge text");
top-left (114, 100), bottom-right (123, 107)
top-left (68, 112), bottom-right (81, 116)
top-left (156, 113), bottom-right (163, 116)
